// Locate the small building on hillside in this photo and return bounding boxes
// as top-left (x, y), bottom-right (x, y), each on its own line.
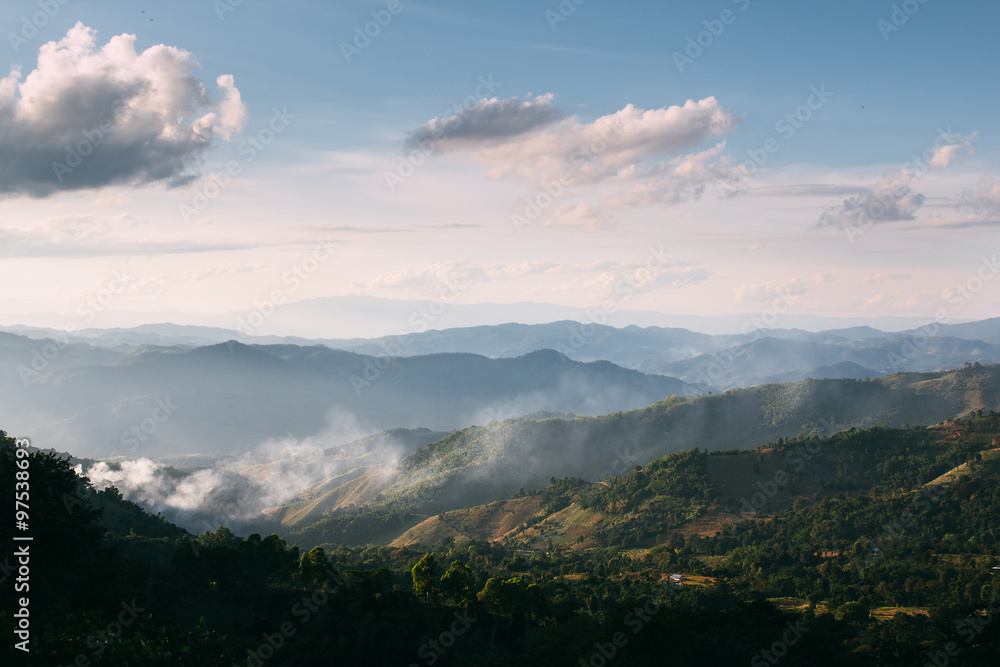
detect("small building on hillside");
top-left (669, 573), bottom-right (684, 584)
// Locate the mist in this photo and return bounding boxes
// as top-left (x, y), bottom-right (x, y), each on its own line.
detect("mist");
top-left (76, 418), bottom-right (414, 535)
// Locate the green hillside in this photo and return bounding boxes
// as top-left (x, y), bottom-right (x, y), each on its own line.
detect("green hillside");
top-left (391, 414), bottom-right (997, 550)
top-left (287, 364), bottom-right (1000, 547)
top-left (6, 407), bottom-right (1000, 665)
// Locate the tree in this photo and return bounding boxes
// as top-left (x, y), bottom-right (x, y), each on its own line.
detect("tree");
top-left (300, 546), bottom-right (331, 587)
top-left (411, 553), bottom-right (438, 602)
top-left (440, 560), bottom-right (475, 604)
top-left (479, 576), bottom-right (548, 618)
top-left (0, 434), bottom-right (112, 629)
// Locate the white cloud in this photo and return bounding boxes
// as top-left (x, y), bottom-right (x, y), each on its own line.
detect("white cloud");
top-left (818, 132), bottom-right (975, 229)
top-left (601, 141), bottom-right (740, 209)
top-left (478, 96), bottom-right (737, 182)
top-left (543, 201), bottom-right (614, 229)
top-left (900, 290), bottom-right (947, 309)
top-left (407, 94), bottom-right (741, 224)
top-left (927, 133), bottom-right (975, 168)
top-left (959, 176), bottom-right (1000, 219)
top-left (349, 257), bottom-right (708, 300)
top-left (818, 169), bottom-right (925, 228)
top-left (575, 263), bottom-right (709, 296)
top-left (863, 272), bottom-right (911, 283)
top-left (406, 93), bottom-right (564, 150)
top-left (185, 263), bottom-right (267, 282)
top-left (482, 261), bottom-right (561, 278)
top-left (348, 259), bottom-right (486, 294)
top-left (860, 294), bottom-right (884, 311)
top-left (733, 277), bottom-right (811, 304)
top-left (0, 23), bottom-right (246, 197)
top-left (350, 259), bottom-right (575, 294)
top-left (857, 290), bottom-right (946, 312)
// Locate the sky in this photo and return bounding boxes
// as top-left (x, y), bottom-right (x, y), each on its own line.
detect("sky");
top-left (1, 0), bottom-right (999, 336)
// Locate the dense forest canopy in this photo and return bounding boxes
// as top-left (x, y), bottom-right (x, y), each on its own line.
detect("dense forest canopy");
top-left (3, 404), bottom-right (1000, 664)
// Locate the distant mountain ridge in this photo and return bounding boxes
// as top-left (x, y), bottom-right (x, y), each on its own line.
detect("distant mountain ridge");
top-left (0, 333), bottom-right (695, 457)
top-left (5, 317), bottom-right (1000, 390)
top-left (0, 294), bottom-right (946, 337)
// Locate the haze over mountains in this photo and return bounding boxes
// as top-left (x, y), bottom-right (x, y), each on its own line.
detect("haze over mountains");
top-left (2, 333), bottom-right (692, 458)
top-left (6, 314), bottom-right (1000, 540)
top-left (5, 315), bottom-right (1000, 391)
top-left (67, 363), bottom-right (1000, 546)
top-left (10, 314), bottom-right (1000, 665)
top-left (0, 295), bottom-right (945, 339)
top-left (279, 363), bottom-right (1000, 540)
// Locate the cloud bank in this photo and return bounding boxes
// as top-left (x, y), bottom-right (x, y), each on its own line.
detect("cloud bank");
top-left (0, 23), bottom-right (246, 197)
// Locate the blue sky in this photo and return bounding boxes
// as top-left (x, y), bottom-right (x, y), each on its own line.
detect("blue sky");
top-left (1, 0), bottom-right (999, 335)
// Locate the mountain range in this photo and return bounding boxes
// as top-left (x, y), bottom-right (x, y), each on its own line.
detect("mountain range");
top-left (64, 362), bottom-right (1000, 546)
top-left (0, 332), bottom-right (694, 458)
top-left (7, 316), bottom-right (1000, 391)
top-left (0, 294), bottom-right (943, 338)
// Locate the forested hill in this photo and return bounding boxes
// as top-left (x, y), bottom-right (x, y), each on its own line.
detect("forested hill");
top-left (283, 363), bottom-right (1000, 540)
top-left (4, 416), bottom-right (1000, 664)
top-left (392, 414), bottom-right (1000, 552)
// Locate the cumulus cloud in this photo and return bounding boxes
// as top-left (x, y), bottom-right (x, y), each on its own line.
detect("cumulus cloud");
top-left (478, 96), bottom-right (736, 182)
top-left (601, 141), bottom-right (741, 209)
top-left (959, 176), bottom-right (1000, 219)
top-left (0, 23), bottom-right (246, 197)
top-left (818, 169), bottom-right (926, 228)
top-left (818, 132), bottom-right (975, 229)
top-left (404, 93), bottom-right (741, 225)
top-left (928, 139), bottom-right (973, 168)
